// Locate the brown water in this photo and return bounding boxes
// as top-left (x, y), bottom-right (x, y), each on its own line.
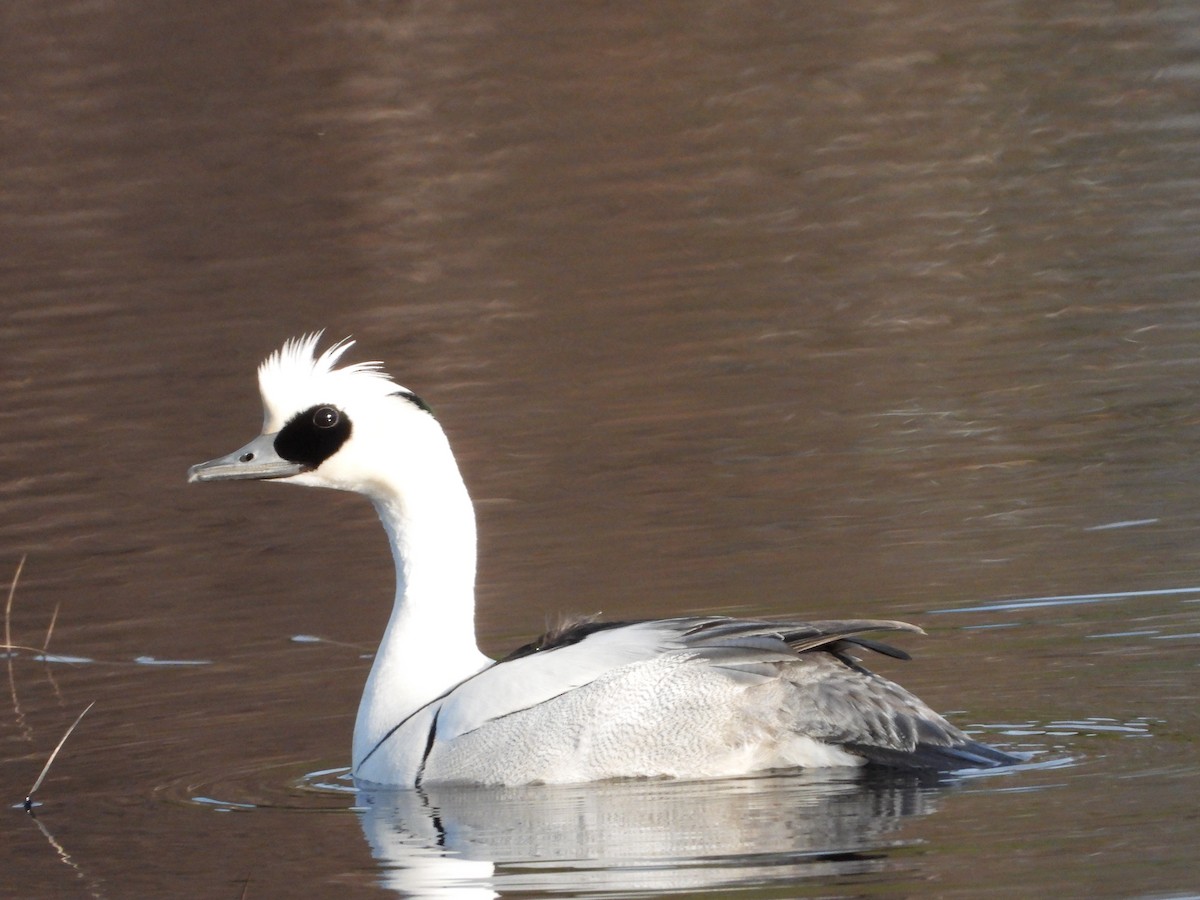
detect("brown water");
top-left (3, 1), bottom-right (1199, 897)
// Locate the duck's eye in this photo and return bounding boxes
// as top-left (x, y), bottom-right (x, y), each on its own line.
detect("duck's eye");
top-left (314, 406), bottom-right (340, 429)
top-left (276, 404), bottom-right (352, 468)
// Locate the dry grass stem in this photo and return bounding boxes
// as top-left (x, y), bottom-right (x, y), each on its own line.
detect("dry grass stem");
top-left (4, 554), bottom-right (25, 661)
top-left (25, 700), bottom-right (96, 812)
top-left (43, 602), bottom-right (61, 654)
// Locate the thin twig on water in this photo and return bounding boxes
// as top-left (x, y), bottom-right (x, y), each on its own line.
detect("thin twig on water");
top-left (4, 554), bottom-right (24, 660)
top-left (25, 700), bottom-right (96, 813)
top-left (43, 601), bottom-right (61, 655)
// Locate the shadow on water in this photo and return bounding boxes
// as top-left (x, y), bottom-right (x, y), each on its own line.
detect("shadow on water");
top-left (150, 756), bottom-right (1067, 899)
top-left (357, 770), bottom-right (937, 898)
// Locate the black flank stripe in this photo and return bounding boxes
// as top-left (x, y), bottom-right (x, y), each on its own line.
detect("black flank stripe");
top-left (414, 708), bottom-right (441, 787)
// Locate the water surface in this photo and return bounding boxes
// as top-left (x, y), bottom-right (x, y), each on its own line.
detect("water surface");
top-left (2, 1), bottom-right (1199, 897)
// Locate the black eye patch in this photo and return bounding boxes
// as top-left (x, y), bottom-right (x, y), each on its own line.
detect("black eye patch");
top-left (275, 404), bottom-right (353, 468)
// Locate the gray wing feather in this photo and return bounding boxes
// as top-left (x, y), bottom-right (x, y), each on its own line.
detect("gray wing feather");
top-left (423, 614), bottom-right (1019, 771)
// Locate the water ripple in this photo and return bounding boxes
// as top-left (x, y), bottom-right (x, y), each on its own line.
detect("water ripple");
top-left (930, 585), bottom-right (1200, 614)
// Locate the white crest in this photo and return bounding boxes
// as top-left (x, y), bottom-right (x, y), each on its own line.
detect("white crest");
top-left (256, 332), bottom-right (404, 431)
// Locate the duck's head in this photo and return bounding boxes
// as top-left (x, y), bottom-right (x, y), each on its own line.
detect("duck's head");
top-left (188, 333), bottom-right (445, 499)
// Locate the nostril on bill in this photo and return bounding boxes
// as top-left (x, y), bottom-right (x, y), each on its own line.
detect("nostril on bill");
top-left (240, 452), bottom-right (255, 463)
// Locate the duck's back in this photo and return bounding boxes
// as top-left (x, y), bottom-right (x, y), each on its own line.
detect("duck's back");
top-left (365, 616), bottom-right (1019, 786)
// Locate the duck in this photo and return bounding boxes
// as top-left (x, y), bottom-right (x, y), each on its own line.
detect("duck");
top-left (187, 334), bottom-right (1019, 786)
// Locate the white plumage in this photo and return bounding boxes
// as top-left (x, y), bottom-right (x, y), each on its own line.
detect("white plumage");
top-left (188, 334), bottom-right (1018, 786)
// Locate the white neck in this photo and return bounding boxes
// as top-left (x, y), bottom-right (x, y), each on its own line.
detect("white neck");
top-left (350, 431), bottom-right (491, 767)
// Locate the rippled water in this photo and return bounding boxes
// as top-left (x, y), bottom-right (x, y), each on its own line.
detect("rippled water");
top-left (3, 1), bottom-right (1200, 897)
